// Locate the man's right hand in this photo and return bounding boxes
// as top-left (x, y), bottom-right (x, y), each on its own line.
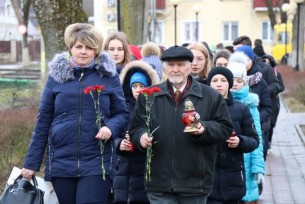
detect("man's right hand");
top-left (140, 133), bottom-right (153, 149)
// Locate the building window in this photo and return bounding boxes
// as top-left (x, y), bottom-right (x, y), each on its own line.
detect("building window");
top-left (183, 21), bottom-right (198, 43)
top-left (108, 0), bottom-right (115, 7)
top-left (155, 21), bottom-right (164, 44)
top-left (261, 21), bottom-right (274, 41)
top-left (223, 21), bottom-right (238, 41)
top-left (108, 13), bottom-right (116, 22)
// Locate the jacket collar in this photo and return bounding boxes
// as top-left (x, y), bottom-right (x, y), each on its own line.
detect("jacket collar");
top-left (156, 76), bottom-right (203, 99)
top-left (48, 51), bottom-right (116, 83)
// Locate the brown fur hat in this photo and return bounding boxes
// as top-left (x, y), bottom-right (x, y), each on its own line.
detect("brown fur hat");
top-left (141, 42), bottom-right (161, 57)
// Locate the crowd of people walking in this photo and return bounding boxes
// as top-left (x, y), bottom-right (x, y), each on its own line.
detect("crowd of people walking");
top-left (20, 22), bottom-right (284, 204)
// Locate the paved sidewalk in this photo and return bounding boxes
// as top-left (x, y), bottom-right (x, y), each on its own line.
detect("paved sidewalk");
top-left (259, 96), bottom-right (305, 204)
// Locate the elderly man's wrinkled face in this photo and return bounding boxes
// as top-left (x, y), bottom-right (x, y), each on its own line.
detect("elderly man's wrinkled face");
top-left (164, 60), bottom-right (191, 88)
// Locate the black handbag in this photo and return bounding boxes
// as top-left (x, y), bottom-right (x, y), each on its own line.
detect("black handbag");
top-left (0, 175), bottom-right (44, 204)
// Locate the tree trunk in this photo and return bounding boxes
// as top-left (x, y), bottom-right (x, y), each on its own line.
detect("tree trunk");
top-left (32, 0), bottom-right (87, 63)
top-left (22, 0), bottom-right (31, 67)
top-left (120, 0), bottom-right (147, 45)
top-left (265, 0), bottom-right (277, 28)
top-left (11, 0), bottom-right (31, 66)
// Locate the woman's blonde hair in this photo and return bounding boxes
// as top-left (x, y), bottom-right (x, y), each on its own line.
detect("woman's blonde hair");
top-left (64, 23), bottom-right (103, 56)
top-left (103, 31), bottom-right (131, 66)
top-left (187, 42), bottom-right (211, 80)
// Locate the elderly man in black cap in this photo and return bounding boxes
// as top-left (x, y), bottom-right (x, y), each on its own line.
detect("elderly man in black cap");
top-left (130, 46), bottom-right (233, 204)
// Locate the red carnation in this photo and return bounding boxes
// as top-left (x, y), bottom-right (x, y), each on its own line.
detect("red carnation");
top-left (84, 86), bottom-right (93, 94)
top-left (150, 86), bottom-right (161, 93)
top-left (94, 85), bottom-right (105, 93)
top-left (140, 88), bottom-right (151, 95)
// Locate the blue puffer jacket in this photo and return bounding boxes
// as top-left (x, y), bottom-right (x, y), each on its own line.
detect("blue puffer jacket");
top-left (231, 86), bottom-right (265, 202)
top-left (23, 52), bottom-right (129, 181)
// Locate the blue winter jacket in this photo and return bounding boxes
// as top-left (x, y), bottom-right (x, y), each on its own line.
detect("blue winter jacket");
top-left (23, 52), bottom-right (129, 181)
top-left (231, 86), bottom-right (265, 202)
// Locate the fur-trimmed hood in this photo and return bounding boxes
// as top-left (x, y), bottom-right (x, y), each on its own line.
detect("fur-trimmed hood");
top-left (119, 60), bottom-right (160, 100)
top-left (48, 51), bottom-right (116, 83)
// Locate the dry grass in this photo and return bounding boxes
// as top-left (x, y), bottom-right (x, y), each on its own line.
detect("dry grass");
top-left (278, 65), bottom-right (305, 112)
top-left (0, 107), bottom-right (38, 193)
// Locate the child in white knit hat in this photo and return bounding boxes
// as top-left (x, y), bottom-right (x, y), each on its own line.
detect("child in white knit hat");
top-left (227, 51), bottom-right (265, 203)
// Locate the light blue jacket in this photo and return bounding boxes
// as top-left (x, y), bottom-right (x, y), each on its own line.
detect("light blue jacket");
top-left (231, 85), bottom-right (265, 202)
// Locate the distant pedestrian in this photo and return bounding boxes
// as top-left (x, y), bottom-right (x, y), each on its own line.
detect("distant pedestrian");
top-left (253, 39), bottom-right (266, 58)
top-left (213, 49), bottom-right (231, 67)
top-left (261, 54), bottom-right (285, 153)
top-left (141, 42), bottom-right (164, 80)
top-left (104, 31), bottom-right (132, 74)
top-left (187, 42), bottom-right (212, 84)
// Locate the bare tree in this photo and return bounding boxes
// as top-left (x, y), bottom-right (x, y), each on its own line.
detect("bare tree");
top-left (11, 0), bottom-right (31, 66)
top-left (264, 0), bottom-right (290, 28)
top-left (119, 0), bottom-right (148, 45)
top-left (32, 0), bottom-right (87, 62)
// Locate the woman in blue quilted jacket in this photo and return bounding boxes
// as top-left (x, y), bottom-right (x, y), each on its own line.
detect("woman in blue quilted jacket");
top-left (21, 23), bottom-right (129, 204)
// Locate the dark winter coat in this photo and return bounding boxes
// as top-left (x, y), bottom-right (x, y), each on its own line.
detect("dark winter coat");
top-left (247, 62), bottom-right (272, 124)
top-left (130, 77), bottom-right (233, 194)
top-left (255, 57), bottom-right (282, 99)
top-left (209, 93), bottom-right (259, 201)
top-left (113, 61), bottom-right (160, 203)
top-left (270, 71), bottom-right (285, 127)
top-left (23, 52), bottom-right (129, 181)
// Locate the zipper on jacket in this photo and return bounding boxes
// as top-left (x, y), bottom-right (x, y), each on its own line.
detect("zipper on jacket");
top-left (127, 174), bottom-right (132, 203)
top-left (171, 105), bottom-right (179, 191)
top-left (79, 71), bottom-right (84, 82)
top-left (77, 70), bottom-right (84, 176)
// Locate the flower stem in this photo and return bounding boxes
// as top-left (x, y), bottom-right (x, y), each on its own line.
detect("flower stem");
top-left (100, 141), bottom-right (106, 180)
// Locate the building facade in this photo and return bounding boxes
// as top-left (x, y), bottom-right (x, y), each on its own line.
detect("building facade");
top-left (93, 0), bottom-right (285, 54)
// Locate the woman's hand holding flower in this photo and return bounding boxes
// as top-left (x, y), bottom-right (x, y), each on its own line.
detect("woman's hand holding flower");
top-left (96, 126), bottom-right (112, 140)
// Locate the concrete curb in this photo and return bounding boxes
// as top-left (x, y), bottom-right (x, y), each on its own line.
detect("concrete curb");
top-left (296, 124), bottom-right (305, 145)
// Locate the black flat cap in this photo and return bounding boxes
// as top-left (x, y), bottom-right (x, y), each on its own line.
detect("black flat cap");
top-left (161, 46), bottom-right (194, 62)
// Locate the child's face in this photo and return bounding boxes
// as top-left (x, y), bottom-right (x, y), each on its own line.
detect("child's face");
top-left (231, 77), bottom-right (245, 91)
top-left (210, 74), bottom-right (229, 98)
top-left (131, 83), bottom-right (146, 100)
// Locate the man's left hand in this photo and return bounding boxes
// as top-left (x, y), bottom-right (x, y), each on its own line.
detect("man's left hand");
top-left (190, 122), bottom-right (205, 136)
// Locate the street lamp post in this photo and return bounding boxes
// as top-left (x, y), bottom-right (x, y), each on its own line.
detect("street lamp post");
top-left (282, 3), bottom-right (290, 64)
top-left (295, 0), bottom-right (304, 71)
top-left (192, 5), bottom-right (201, 42)
top-left (169, 0), bottom-right (182, 45)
